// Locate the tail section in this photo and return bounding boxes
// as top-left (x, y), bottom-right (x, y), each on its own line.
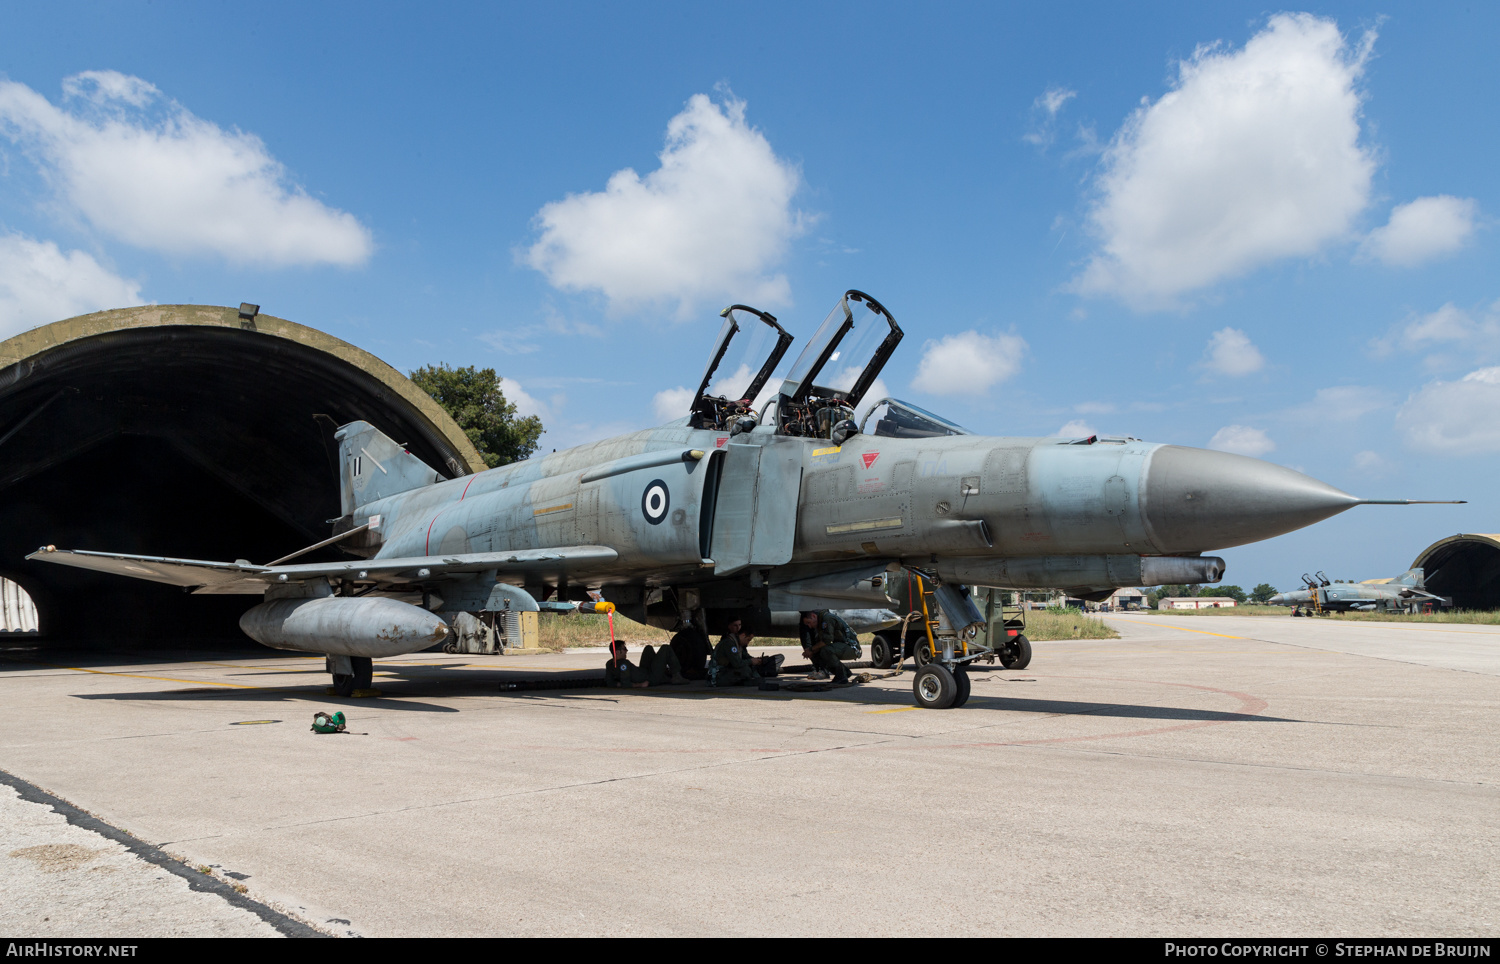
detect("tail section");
top-left (1396, 567), bottom-right (1425, 587)
top-left (336, 420), bottom-right (445, 516)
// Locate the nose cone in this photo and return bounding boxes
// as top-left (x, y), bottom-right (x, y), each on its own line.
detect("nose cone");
top-left (1268, 594), bottom-right (1289, 606)
top-left (1144, 446), bottom-right (1360, 553)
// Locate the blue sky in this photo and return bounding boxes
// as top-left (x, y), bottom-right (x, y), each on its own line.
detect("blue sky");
top-left (0, 2), bottom-right (1494, 591)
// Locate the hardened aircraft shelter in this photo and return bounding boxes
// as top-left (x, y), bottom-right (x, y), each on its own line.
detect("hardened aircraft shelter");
top-left (1411, 533), bottom-right (1500, 610)
top-left (0, 305), bottom-right (483, 645)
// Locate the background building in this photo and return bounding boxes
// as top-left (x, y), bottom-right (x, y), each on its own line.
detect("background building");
top-left (1157, 597), bottom-right (1238, 610)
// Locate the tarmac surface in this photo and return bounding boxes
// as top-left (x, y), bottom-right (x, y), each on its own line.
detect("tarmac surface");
top-left (0, 614), bottom-right (1497, 937)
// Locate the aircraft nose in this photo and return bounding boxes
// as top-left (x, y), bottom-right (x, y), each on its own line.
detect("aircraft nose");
top-left (1268, 594), bottom-right (1287, 605)
top-left (1143, 446), bottom-right (1361, 553)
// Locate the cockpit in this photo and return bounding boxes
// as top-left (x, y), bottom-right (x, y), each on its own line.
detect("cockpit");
top-left (772, 290), bottom-right (902, 441)
top-left (686, 289), bottom-right (973, 443)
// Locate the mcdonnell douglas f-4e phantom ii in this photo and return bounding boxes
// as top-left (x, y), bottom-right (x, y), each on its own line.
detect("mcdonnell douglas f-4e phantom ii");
top-left (1270, 568), bottom-right (1450, 614)
top-left (28, 291), bottom-right (1462, 708)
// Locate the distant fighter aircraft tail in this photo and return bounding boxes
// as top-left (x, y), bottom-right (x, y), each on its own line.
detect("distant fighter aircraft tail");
top-left (1395, 567), bottom-right (1425, 587)
top-left (336, 420), bottom-right (447, 517)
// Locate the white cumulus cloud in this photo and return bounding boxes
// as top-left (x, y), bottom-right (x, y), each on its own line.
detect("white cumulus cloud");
top-left (0, 233), bottom-right (142, 339)
top-left (1053, 419), bottom-right (1096, 438)
top-left (0, 70), bottom-right (372, 266)
top-left (652, 386), bottom-right (694, 422)
top-left (910, 330), bottom-right (1027, 396)
top-left (502, 378), bottom-right (549, 423)
top-left (524, 93), bottom-right (805, 317)
top-left (1397, 367), bottom-right (1500, 453)
top-left (1208, 425), bottom-right (1274, 457)
top-left (1200, 327), bottom-right (1265, 376)
top-left (1360, 195), bottom-right (1478, 267)
top-left (1074, 14), bottom-right (1375, 308)
top-left (1373, 300), bottom-right (1500, 365)
top-left (1291, 385), bottom-right (1388, 421)
top-left (1023, 86), bottom-right (1077, 149)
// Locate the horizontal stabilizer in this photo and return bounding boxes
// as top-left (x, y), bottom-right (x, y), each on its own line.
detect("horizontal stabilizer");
top-left (27, 545), bottom-right (620, 595)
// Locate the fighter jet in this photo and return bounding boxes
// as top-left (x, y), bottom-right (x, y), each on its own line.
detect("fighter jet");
top-left (1269, 568), bottom-right (1449, 613)
top-left (27, 290), bottom-right (1461, 708)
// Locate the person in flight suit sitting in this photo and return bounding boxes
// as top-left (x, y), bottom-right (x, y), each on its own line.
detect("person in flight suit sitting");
top-left (799, 611), bottom-right (852, 683)
top-left (713, 616), bottom-right (770, 686)
top-left (603, 639), bottom-right (688, 688)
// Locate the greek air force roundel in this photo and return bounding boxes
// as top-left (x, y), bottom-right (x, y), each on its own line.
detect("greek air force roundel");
top-left (641, 479), bottom-right (670, 525)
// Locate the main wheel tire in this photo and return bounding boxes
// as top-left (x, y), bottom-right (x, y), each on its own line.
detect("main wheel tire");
top-left (914, 637), bottom-right (935, 667)
top-left (912, 664), bottom-right (958, 709)
top-left (332, 673), bottom-right (355, 697)
top-left (351, 656), bottom-right (374, 690)
top-left (952, 665), bottom-right (972, 707)
top-left (870, 632), bottom-right (898, 669)
top-left (1000, 634), bottom-right (1032, 670)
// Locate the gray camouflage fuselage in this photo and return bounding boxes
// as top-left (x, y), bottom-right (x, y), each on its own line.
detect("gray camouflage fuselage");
top-left (339, 417), bottom-right (1366, 630)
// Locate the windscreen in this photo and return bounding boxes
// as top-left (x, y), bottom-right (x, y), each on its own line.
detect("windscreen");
top-left (860, 398), bottom-right (972, 438)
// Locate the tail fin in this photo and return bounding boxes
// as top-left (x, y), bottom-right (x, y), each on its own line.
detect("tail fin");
top-left (336, 420), bottom-right (445, 516)
top-left (1397, 567), bottom-right (1424, 587)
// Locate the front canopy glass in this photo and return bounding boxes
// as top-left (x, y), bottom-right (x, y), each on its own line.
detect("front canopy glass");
top-left (689, 305), bottom-right (792, 430)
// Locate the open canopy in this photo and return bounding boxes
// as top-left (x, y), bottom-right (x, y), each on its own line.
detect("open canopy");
top-left (689, 304), bottom-right (792, 429)
top-left (778, 290), bottom-right (902, 407)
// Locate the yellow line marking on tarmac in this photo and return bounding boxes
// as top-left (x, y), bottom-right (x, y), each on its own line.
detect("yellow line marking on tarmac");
top-left (867, 706), bottom-right (919, 714)
top-left (1132, 618), bottom-right (1500, 638)
top-left (13, 661), bottom-right (256, 688)
top-left (1132, 620), bottom-right (1247, 639)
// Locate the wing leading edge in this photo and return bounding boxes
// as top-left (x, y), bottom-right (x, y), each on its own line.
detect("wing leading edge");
top-left (25, 545), bottom-right (620, 594)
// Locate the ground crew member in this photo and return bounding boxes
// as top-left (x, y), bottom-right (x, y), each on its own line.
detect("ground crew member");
top-left (799, 611), bottom-right (852, 683)
top-left (714, 617), bottom-right (766, 685)
top-left (604, 639), bottom-right (688, 688)
top-left (819, 609), bottom-right (862, 660)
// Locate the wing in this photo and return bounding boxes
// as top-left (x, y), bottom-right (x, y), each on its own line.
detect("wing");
top-left (25, 549), bottom-right (271, 593)
top-left (26, 545), bottom-right (620, 594)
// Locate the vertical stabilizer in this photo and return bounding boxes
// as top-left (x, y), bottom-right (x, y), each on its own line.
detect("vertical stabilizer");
top-left (1397, 567), bottom-right (1425, 587)
top-left (336, 420), bottom-right (445, 516)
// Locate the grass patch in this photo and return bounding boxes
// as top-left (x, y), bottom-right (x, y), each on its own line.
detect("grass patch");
top-left (1299, 609), bottom-right (1500, 625)
top-left (1128, 605), bottom-right (1500, 624)
top-left (1023, 609), bottom-right (1119, 640)
top-left (534, 612), bottom-right (672, 650)
top-left (1134, 605), bottom-right (1286, 617)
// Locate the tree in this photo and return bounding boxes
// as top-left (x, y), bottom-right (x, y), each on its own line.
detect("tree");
top-left (1250, 583), bottom-right (1278, 604)
top-left (408, 364), bottom-right (543, 469)
top-left (1217, 584), bottom-right (1248, 603)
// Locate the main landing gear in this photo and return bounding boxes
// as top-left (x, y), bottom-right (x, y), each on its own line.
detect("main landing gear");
top-left (327, 655), bottom-right (373, 697)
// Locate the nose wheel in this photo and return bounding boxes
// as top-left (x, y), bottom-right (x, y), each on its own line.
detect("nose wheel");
top-left (912, 663), bottom-right (970, 709)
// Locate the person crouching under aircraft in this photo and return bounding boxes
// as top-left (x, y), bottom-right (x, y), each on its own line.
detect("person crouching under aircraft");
top-left (799, 611), bottom-right (852, 683)
top-left (604, 639), bottom-right (688, 688)
top-left (714, 616), bottom-right (778, 686)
